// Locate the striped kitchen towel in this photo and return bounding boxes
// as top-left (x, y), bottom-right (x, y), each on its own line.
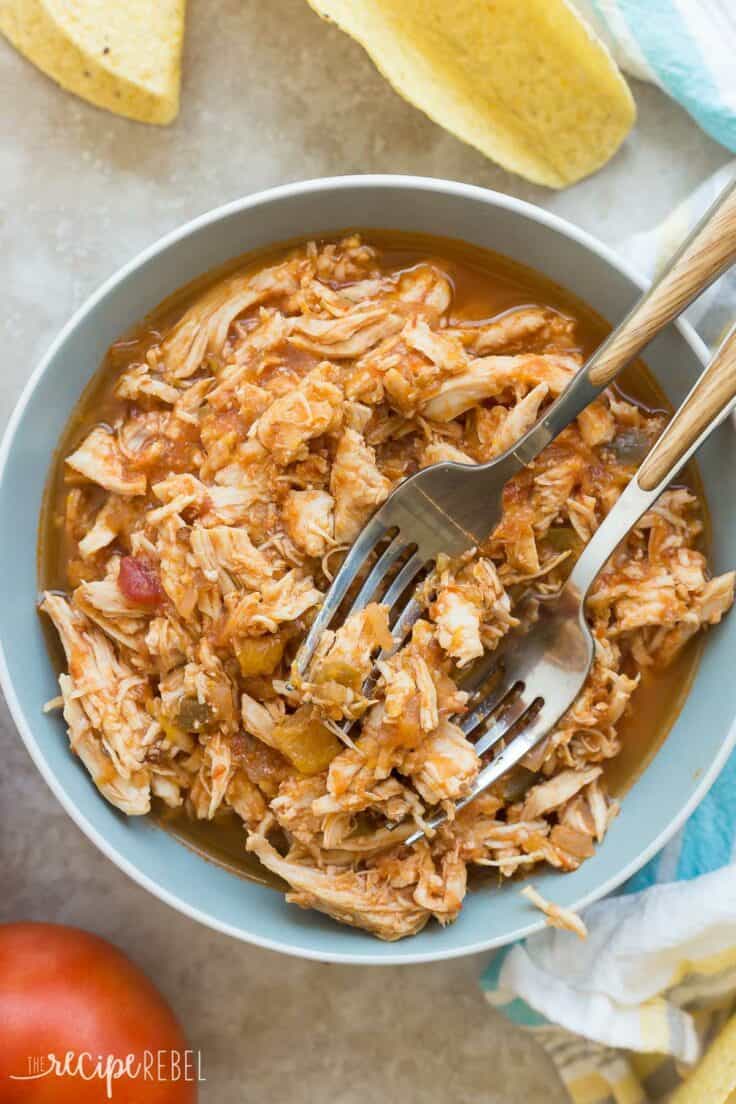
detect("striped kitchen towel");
top-left (481, 164), bottom-right (736, 1104)
top-left (572, 0), bottom-right (736, 152)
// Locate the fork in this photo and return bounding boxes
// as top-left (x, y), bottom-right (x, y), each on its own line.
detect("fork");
top-left (293, 179), bottom-right (736, 679)
top-left (404, 322), bottom-right (736, 842)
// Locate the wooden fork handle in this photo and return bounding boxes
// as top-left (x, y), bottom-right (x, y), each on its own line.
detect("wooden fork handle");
top-left (638, 325), bottom-right (736, 491)
top-left (588, 178), bottom-right (736, 389)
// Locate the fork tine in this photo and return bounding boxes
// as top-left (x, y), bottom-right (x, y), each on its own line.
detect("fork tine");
top-left (366, 558), bottom-right (436, 670)
top-left (404, 698), bottom-right (557, 845)
top-left (340, 583), bottom-right (427, 736)
top-left (338, 566), bottom-right (429, 741)
top-left (342, 534), bottom-right (413, 623)
top-left (456, 699), bottom-right (557, 812)
top-left (343, 594), bottom-right (425, 729)
top-left (457, 648), bottom-right (506, 698)
top-left (384, 595), bottom-right (424, 655)
top-left (460, 676), bottom-right (526, 740)
top-left (471, 691), bottom-right (530, 757)
top-left (459, 667), bottom-right (515, 735)
top-left (293, 516), bottom-right (388, 676)
top-left (381, 550), bottom-right (426, 613)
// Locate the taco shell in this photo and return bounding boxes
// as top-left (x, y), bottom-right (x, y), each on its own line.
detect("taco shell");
top-left (306, 0), bottom-right (636, 187)
top-left (0, 0), bottom-right (186, 124)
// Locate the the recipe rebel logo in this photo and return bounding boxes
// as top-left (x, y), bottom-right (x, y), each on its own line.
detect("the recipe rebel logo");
top-left (9, 1048), bottom-right (206, 1098)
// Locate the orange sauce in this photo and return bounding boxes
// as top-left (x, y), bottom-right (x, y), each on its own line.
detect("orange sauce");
top-left (38, 230), bottom-right (707, 881)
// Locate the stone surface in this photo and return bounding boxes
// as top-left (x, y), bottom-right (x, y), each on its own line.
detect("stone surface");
top-left (0, 2), bottom-right (729, 1100)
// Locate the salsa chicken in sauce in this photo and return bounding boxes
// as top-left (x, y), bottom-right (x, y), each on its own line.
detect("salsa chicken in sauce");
top-left (40, 233), bottom-right (734, 940)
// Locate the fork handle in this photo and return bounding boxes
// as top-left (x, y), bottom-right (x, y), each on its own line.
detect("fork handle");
top-left (587, 179), bottom-right (736, 388)
top-left (512, 177), bottom-right (736, 468)
top-left (638, 325), bottom-right (736, 490)
top-left (569, 324), bottom-right (736, 598)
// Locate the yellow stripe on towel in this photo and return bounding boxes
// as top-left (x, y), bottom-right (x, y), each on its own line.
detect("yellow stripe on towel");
top-left (667, 945), bottom-right (736, 987)
top-left (669, 1015), bottom-right (736, 1104)
top-left (639, 999), bottom-right (671, 1053)
top-left (567, 1069), bottom-right (644, 1104)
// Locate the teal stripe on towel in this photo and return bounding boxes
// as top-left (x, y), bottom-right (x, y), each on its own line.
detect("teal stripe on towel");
top-left (611, 0), bottom-right (736, 152)
top-left (501, 999), bottom-right (550, 1028)
top-left (676, 751), bottom-right (736, 880)
top-left (483, 945), bottom-right (511, 992)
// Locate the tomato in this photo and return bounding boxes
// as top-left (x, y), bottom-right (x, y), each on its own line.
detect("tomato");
top-left (118, 556), bottom-right (165, 608)
top-left (0, 923), bottom-right (197, 1103)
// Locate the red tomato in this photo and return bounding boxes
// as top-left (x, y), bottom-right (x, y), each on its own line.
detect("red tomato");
top-left (118, 557), bottom-right (165, 608)
top-left (0, 923), bottom-right (197, 1103)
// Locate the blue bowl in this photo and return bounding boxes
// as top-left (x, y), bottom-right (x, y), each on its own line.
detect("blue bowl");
top-left (2, 177), bottom-right (734, 963)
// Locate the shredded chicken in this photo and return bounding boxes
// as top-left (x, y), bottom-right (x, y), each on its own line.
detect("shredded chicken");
top-left (521, 884), bottom-right (588, 940)
top-left (42, 234), bottom-right (733, 942)
top-left (330, 428), bottom-right (392, 543)
top-left (282, 489), bottom-right (335, 557)
top-left (421, 354), bottom-right (579, 422)
top-left (66, 427), bottom-right (147, 497)
top-left (251, 363), bottom-right (344, 464)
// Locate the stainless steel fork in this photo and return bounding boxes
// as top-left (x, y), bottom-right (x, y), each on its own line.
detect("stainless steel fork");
top-left (293, 179), bottom-right (736, 679)
top-left (405, 323), bottom-right (736, 843)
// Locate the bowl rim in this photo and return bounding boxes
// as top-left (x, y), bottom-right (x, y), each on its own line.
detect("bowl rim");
top-left (2, 173), bottom-right (730, 965)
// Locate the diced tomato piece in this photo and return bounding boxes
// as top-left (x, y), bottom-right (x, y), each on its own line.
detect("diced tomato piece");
top-left (118, 556), bottom-right (165, 608)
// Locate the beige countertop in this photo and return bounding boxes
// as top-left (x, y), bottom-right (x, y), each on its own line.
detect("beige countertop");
top-left (1, 2), bottom-right (730, 1100)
